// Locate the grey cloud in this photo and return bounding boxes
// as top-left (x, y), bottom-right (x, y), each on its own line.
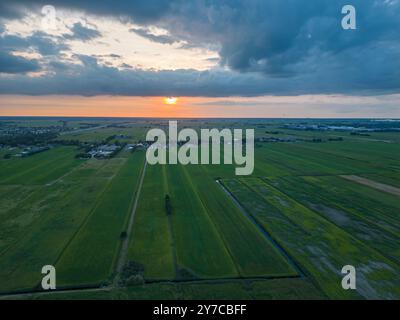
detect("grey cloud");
top-left (0, 3), bottom-right (26, 19)
top-left (130, 28), bottom-right (177, 45)
top-left (0, 52), bottom-right (399, 96)
top-left (48, 60), bottom-right (70, 71)
top-left (63, 22), bottom-right (101, 41)
top-left (0, 51), bottom-right (40, 74)
top-left (154, 0), bottom-right (400, 76)
top-left (0, 30), bottom-right (69, 74)
top-left (0, 31), bottom-right (69, 56)
top-left (0, 1), bottom-right (400, 96)
top-left (0, 1), bottom-right (180, 23)
top-left (0, 56), bottom-right (277, 96)
top-left (119, 63), bottom-right (133, 69)
top-left (193, 100), bottom-right (268, 107)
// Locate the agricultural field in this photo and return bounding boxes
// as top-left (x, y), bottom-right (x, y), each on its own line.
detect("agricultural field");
top-left (0, 117), bottom-right (399, 300)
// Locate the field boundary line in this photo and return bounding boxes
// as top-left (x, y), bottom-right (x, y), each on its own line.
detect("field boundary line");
top-left (0, 275), bottom-right (305, 299)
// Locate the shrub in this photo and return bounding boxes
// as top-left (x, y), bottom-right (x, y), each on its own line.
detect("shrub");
top-left (120, 231), bottom-right (127, 239)
top-left (126, 274), bottom-right (145, 286)
top-left (165, 194), bottom-right (172, 215)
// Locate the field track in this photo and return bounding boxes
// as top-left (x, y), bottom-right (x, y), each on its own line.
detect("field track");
top-left (114, 160), bottom-right (148, 285)
top-left (340, 175), bottom-right (400, 197)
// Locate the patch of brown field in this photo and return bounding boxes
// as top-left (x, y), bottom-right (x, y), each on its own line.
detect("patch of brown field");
top-left (340, 175), bottom-right (400, 197)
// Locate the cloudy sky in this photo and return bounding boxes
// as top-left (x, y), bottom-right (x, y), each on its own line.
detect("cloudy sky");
top-left (0, 0), bottom-right (399, 117)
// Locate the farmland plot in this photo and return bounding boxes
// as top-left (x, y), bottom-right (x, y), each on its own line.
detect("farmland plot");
top-left (127, 164), bottom-right (175, 280)
top-left (166, 164), bottom-right (237, 279)
top-left (56, 151), bottom-right (146, 287)
top-left (223, 177), bottom-right (400, 299)
top-left (0, 157), bottom-right (125, 292)
top-left (0, 147), bottom-right (82, 185)
top-left (185, 164), bottom-right (298, 278)
top-left (269, 176), bottom-right (400, 263)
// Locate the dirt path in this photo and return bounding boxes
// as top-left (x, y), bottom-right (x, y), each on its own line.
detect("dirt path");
top-left (113, 159), bottom-right (148, 286)
top-left (340, 175), bottom-right (400, 197)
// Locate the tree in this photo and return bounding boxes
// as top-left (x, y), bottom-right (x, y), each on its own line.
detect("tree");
top-left (120, 231), bottom-right (128, 239)
top-left (165, 194), bottom-right (172, 215)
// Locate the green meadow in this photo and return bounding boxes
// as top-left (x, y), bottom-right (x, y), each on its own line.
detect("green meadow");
top-left (0, 118), bottom-right (399, 300)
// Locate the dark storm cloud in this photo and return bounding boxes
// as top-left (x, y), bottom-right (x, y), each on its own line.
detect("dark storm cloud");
top-left (0, 51), bottom-right (40, 74)
top-left (63, 22), bottom-right (101, 41)
top-left (153, 0), bottom-right (400, 76)
top-left (0, 0), bottom-right (400, 96)
top-left (0, 54), bottom-right (283, 96)
top-left (0, 52), bottom-right (398, 96)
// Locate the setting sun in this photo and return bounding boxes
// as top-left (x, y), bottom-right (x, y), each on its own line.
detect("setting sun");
top-left (164, 97), bottom-right (178, 105)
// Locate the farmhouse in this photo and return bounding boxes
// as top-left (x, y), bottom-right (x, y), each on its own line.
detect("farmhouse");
top-left (86, 144), bottom-right (121, 158)
top-left (19, 146), bottom-right (50, 157)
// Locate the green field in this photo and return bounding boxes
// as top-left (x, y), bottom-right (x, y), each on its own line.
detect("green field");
top-left (0, 118), bottom-right (399, 300)
top-left (55, 151), bottom-right (145, 287)
top-left (223, 177), bottom-right (400, 299)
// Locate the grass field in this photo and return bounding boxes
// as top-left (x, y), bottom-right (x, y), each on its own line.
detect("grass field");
top-left (55, 151), bottom-right (145, 287)
top-left (185, 164), bottom-right (298, 278)
top-left (0, 147), bottom-right (82, 185)
top-left (166, 164), bottom-right (237, 279)
top-left (128, 164), bottom-right (176, 280)
top-left (223, 177), bottom-right (400, 299)
top-left (0, 118), bottom-right (399, 300)
top-left (0, 157), bottom-right (120, 292)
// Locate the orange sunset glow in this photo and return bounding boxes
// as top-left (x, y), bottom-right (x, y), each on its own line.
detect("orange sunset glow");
top-left (164, 97), bottom-right (178, 105)
top-left (1, 95), bottom-right (399, 119)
